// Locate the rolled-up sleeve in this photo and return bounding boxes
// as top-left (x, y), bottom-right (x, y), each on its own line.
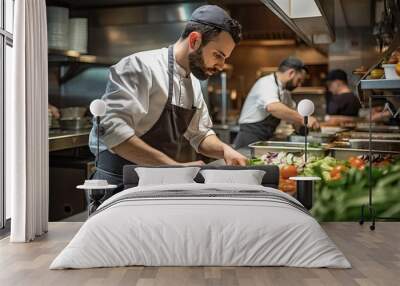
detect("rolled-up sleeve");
top-left (255, 79), bottom-right (280, 110)
top-left (184, 95), bottom-right (215, 152)
top-left (100, 56), bottom-right (151, 149)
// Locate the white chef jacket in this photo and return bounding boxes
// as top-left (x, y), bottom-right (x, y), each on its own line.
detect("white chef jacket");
top-left (238, 73), bottom-right (296, 124)
top-left (89, 47), bottom-right (215, 154)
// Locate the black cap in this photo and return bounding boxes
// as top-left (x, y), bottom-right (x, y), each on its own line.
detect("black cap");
top-left (190, 5), bottom-right (233, 32)
top-left (326, 69), bottom-right (348, 83)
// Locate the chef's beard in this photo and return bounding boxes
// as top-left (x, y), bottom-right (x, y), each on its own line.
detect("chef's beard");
top-left (189, 48), bottom-right (215, 81)
top-left (285, 79), bottom-right (297, 91)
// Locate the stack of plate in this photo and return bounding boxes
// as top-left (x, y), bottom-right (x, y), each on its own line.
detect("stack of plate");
top-left (69, 18), bottom-right (88, 54)
top-left (47, 6), bottom-right (69, 50)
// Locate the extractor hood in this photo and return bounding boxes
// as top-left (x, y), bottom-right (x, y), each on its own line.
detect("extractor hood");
top-left (260, 0), bottom-right (335, 49)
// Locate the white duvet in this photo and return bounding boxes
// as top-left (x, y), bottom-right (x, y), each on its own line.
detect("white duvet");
top-left (50, 183), bottom-right (351, 269)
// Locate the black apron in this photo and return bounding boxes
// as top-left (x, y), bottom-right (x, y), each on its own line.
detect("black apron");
top-left (92, 45), bottom-right (197, 194)
top-left (234, 73), bottom-right (282, 150)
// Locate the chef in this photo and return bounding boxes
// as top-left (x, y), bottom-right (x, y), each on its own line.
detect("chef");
top-left (324, 69), bottom-right (361, 125)
top-left (234, 57), bottom-right (320, 149)
top-left (88, 5), bottom-right (247, 192)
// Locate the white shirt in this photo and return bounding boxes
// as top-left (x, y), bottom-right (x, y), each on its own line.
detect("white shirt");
top-left (238, 73), bottom-right (296, 124)
top-left (89, 47), bottom-right (215, 154)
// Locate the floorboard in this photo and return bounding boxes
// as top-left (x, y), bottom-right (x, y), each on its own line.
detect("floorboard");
top-left (0, 222), bottom-right (399, 286)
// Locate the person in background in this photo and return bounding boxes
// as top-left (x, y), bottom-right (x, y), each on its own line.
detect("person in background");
top-left (233, 57), bottom-right (320, 149)
top-left (324, 69), bottom-right (361, 125)
top-left (371, 100), bottom-right (400, 125)
top-left (89, 5), bottom-right (248, 193)
top-left (48, 104), bottom-right (60, 119)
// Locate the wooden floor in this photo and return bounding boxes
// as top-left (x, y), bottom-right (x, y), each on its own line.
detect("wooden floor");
top-left (0, 222), bottom-right (399, 286)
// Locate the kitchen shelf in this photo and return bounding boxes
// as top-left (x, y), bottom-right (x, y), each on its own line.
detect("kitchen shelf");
top-left (48, 49), bottom-right (117, 66)
top-left (291, 86), bottom-right (326, 95)
top-left (360, 79), bottom-right (400, 91)
top-left (49, 129), bottom-right (91, 152)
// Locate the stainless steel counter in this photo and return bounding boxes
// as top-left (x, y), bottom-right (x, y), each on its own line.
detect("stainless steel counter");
top-left (49, 129), bottom-right (90, 152)
top-left (213, 124), bottom-right (239, 144)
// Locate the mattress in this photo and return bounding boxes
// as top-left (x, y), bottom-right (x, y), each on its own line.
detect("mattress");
top-left (50, 183), bottom-right (351, 269)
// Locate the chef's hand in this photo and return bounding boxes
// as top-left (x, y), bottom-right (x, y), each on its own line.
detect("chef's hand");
top-left (181, 160), bottom-right (205, 166)
top-left (307, 116), bottom-right (320, 130)
top-left (223, 145), bottom-right (248, 166)
top-left (371, 109), bottom-right (391, 122)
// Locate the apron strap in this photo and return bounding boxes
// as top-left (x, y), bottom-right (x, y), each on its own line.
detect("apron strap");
top-left (273, 72), bottom-right (283, 101)
top-left (167, 45), bottom-right (174, 105)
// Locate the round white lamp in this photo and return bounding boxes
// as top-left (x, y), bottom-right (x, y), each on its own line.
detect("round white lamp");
top-left (297, 99), bottom-right (315, 117)
top-left (90, 99), bottom-right (107, 117)
top-left (297, 99), bottom-right (315, 163)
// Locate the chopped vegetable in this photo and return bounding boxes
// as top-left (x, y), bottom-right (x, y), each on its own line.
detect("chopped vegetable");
top-left (249, 151), bottom-right (400, 221)
top-left (348, 157), bottom-right (366, 170)
top-left (311, 159), bottom-right (400, 221)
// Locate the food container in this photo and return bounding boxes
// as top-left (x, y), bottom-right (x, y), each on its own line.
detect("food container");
top-left (343, 132), bottom-right (400, 140)
top-left (382, 64), bottom-right (400, 79)
top-left (60, 107), bottom-right (87, 119)
top-left (355, 123), bottom-right (400, 133)
top-left (320, 126), bottom-right (346, 134)
top-left (59, 117), bottom-right (91, 130)
top-left (290, 132), bottom-right (335, 144)
top-left (349, 139), bottom-right (400, 152)
top-left (329, 147), bottom-right (400, 160)
top-left (249, 141), bottom-right (326, 158)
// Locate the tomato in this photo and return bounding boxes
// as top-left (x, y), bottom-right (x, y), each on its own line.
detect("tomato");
top-left (330, 171), bottom-right (342, 181)
top-left (280, 165), bottom-right (298, 179)
top-left (333, 165), bottom-right (347, 173)
top-left (348, 156), bottom-right (356, 163)
top-left (329, 165), bottom-right (345, 180)
top-left (279, 178), bottom-right (296, 193)
top-left (349, 158), bottom-right (365, 170)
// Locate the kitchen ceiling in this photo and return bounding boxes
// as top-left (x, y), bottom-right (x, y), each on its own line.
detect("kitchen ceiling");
top-left (46, 0), bottom-right (259, 9)
top-left (335, 0), bottom-right (373, 28)
top-left (46, 0), bottom-right (205, 8)
top-left (47, 0), bottom-right (297, 41)
top-left (228, 3), bottom-right (295, 40)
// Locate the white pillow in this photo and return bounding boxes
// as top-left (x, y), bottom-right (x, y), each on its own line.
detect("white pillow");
top-left (200, 169), bottom-right (266, 185)
top-left (135, 167), bottom-right (200, 186)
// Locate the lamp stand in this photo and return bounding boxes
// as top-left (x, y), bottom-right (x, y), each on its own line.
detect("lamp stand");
top-left (304, 116), bottom-right (308, 163)
top-left (96, 116), bottom-right (100, 169)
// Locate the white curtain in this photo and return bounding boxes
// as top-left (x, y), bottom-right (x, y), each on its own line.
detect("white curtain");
top-left (7, 0), bottom-right (49, 242)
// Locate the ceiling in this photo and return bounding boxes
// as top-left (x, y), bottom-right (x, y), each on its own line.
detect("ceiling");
top-left (46, 0), bottom-right (202, 8)
top-left (334, 0), bottom-right (373, 28)
top-left (46, 0), bottom-right (296, 41)
top-left (46, 0), bottom-right (259, 9)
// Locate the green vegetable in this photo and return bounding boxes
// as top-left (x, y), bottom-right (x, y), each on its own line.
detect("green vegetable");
top-left (311, 160), bottom-right (400, 221)
top-left (308, 142), bottom-right (322, 148)
top-left (249, 152), bottom-right (400, 221)
top-left (248, 158), bottom-right (264, 166)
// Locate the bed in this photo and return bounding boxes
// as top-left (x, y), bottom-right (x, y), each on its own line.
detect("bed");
top-left (50, 165), bottom-right (351, 269)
